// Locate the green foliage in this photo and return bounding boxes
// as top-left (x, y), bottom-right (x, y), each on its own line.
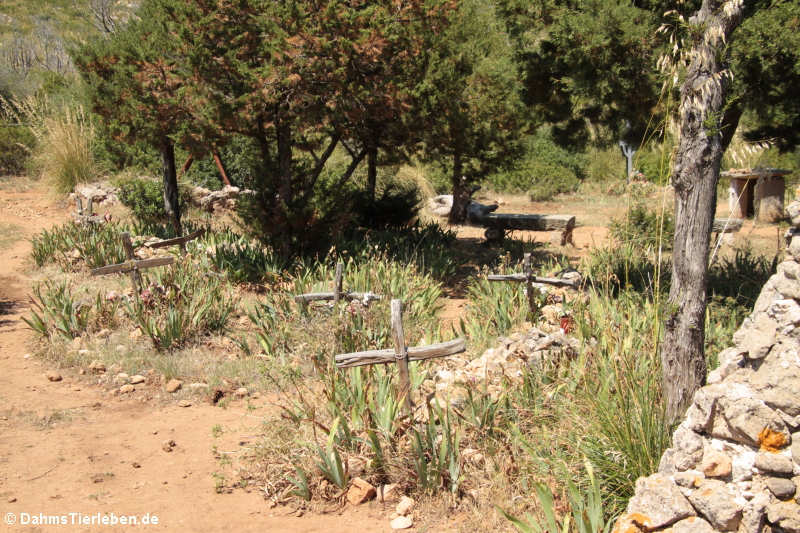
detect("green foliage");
top-left (24, 281), bottom-right (120, 340)
top-left (203, 229), bottom-right (286, 286)
top-left (609, 202), bottom-right (675, 251)
top-left (114, 176), bottom-right (167, 224)
top-left (0, 124), bottom-right (34, 175)
top-left (498, 461), bottom-right (612, 533)
top-left (411, 401), bottom-right (462, 494)
top-left (126, 260), bottom-right (236, 350)
top-left (486, 129), bottom-right (585, 199)
top-left (31, 221), bottom-right (127, 270)
top-left (314, 418), bottom-right (350, 490)
top-left (351, 181), bottom-right (421, 230)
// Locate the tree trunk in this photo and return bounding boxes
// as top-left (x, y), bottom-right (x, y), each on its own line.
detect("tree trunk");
top-left (367, 143), bottom-right (378, 202)
top-left (160, 137), bottom-right (182, 237)
top-left (448, 151), bottom-right (470, 224)
top-left (661, 0), bottom-right (745, 422)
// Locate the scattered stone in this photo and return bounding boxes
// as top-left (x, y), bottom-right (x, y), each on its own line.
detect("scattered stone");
top-left (189, 383), bottom-right (209, 392)
top-left (766, 501), bottom-right (800, 532)
top-left (7, 496), bottom-right (16, 503)
top-left (765, 477), bottom-right (796, 500)
top-left (129, 375), bottom-right (146, 385)
top-left (671, 516), bottom-right (716, 533)
top-left (132, 462), bottom-right (141, 469)
top-left (390, 516), bottom-right (413, 530)
top-left (119, 384), bottom-right (135, 394)
top-left (88, 361), bottom-right (106, 373)
top-left (673, 471), bottom-right (704, 488)
top-left (701, 449), bottom-right (733, 478)
top-left (165, 379), bottom-right (182, 393)
top-left (234, 387), bottom-right (248, 399)
top-left (686, 479), bottom-right (742, 531)
top-left (46, 371), bottom-right (62, 382)
top-left (162, 440), bottom-right (176, 452)
top-left (395, 496), bottom-right (415, 516)
top-left (623, 474), bottom-right (696, 529)
top-left (346, 477), bottom-right (376, 505)
top-left (379, 483), bottom-right (401, 503)
top-left (96, 328), bottom-right (111, 339)
top-left (178, 400), bottom-right (192, 408)
top-left (114, 373), bottom-right (130, 384)
top-left (754, 452), bottom-right (794, 477)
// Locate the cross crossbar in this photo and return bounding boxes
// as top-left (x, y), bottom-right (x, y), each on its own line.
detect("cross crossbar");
top-left (145, 228), bottom-right (206, 249)
top-left (91, 256), bottom-right (174, 276)
top-left (294, 262), bottom-right (382, 304)
top-left (333, 299), bottom-right (466, 415)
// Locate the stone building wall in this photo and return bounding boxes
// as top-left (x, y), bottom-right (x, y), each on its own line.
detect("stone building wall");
top-left (614, 200), bottom-right (800, 533)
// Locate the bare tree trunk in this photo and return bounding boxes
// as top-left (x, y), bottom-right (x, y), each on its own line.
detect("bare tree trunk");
top-left (448, 151), bottom-right (469, 224)
top-left (160, 137), bottom-right (182, 237)
top-left (367, 144), bottom-right (378, 202)
top-left (662, 0), bottom-right (745, 422)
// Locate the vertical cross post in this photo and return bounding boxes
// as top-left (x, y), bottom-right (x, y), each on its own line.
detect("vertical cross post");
top-left (333, 262), bottom-right (343, 305)
top-left (523, 253), bottom-right (538, 317)
top-left (121, 232), bottom-right (142, 297)
top-left (75, 196), bottom-right (83, 217)
top-left (391, 299), bottom-right (413, 415)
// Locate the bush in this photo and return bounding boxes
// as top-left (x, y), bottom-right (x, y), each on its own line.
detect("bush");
top-left (0, 124), bottom-right (35, 175)
top-left (351, 180), bottom-right (420, 230)
top-left (485, 129), bottom-right (585, 199)
top-left (609, 202), bottom-right (674, 250)
top-left (31, 220), bottom-right (128, 270)
top-left (114, 175), bottom-right (191, 224)
top-left (33, 104), bottom-right (101, 193)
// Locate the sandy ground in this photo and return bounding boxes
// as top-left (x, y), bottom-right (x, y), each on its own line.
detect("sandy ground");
top-left (0, 184), bottom-right (393, 532)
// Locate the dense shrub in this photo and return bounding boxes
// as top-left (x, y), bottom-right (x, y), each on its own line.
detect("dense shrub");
top-left (484, 129), bottom-right (585, 199)
top-left (114, 175), bottom-right (190, 224)
top-left (351, 181), bottom-right (420, 230)
top-left (609, 201), bottom-right (674, 250)
top-left (0, 124), bottom-right (35, 175)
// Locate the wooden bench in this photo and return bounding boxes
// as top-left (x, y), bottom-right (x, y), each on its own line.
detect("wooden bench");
top-left (471, 213), bottom-right (576, 245)
top-left (711, 218), bottom-right (743, 243)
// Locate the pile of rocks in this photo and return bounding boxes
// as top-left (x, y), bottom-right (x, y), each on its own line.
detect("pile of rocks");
top-left (430, 307), bottom-right (581, 406)
top-left (614, 199), bottom-right (800, 533)
top-left (69, 182), bottom-right (120, 208)
top-left (189, 185), bottom-right (254, 212)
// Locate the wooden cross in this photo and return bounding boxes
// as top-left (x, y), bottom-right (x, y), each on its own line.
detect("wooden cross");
top-left (74, 196), bottom-right (103, 224)
top-left (294, 262), bottom-right (382, 305)
top-left (90, 232), bottom-right (174, 298)
top-left (487, 253), bottom-right (580, 313)
top-left (145, 228), bottom-right (206, 255)
top-left (334, 299), bottom-right (466, 414)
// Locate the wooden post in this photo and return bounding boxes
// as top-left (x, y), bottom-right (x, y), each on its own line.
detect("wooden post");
top-left (121, 232), bottom-right (141, 296)
top-left (391, 299), bottom-right (412, 414)
top-left (333, 262), bottom-right (343, 305)
top-left (523, 253), bottom-right (538, 317)
top-left (75, 196), bottom-right (83, 217)
top-left (213, 152), bottom-right (232, 187)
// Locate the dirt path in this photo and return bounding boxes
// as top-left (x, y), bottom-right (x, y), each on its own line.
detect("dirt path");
top-left (0, 185), bottom-right (391, 532)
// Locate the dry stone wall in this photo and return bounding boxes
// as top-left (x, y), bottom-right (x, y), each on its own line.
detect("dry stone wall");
top-left (614, 199), bottom-right (800, 533)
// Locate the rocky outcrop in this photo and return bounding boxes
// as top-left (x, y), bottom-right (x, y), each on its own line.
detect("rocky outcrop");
top-left (614, 199), bottom-right (800, 533)
top-left (189, 185), bottom-right (254, 212)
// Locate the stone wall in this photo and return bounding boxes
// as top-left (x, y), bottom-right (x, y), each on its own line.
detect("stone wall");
top-left (614, 200), bottom-right (800, 532)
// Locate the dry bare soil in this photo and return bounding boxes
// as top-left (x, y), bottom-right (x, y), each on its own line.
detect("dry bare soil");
top-left (0, 184), bottom-right (391, 532)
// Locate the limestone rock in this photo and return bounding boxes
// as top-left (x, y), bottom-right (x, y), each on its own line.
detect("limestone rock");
top-left (623, 474), bottom-right (696, 529)
top-left (119, 384), bottom-right (135, 394)
top-left (701, 449), bottom-right (732, 478)
top-left (165, 379), bottom-right (182, 393)
top-left (754, 452), bottom-right (794, 476)
top-left (686, 479), bottom-right (742, 531)
top-left (45, 371), bottom-right (62, 382)
top-left (395, 496), bottom-right (415, 516)
top-left (129, 374), bottom-right (146, 385)
top-left (671, 516), bottom-right (716, 533)
top-left (766, 502), bottom-right (800, 532)
top-left (764, 476), bottom-right (796, 500)
top-left (346, 477), bottom-right (376, 505)
top-left (390, 516), bottom-right (413, 530)
top-left (88, 360), bottom-right (106, 373)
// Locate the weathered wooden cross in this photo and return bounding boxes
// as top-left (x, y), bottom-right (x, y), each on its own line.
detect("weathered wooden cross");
top-left (334, 299), bottom-right (466, 414)
top-left (90, 232), bottom-right (174, 298)
top-left (144, 228), bottom-right (206, 255)
top-left (74, 196), bottom-right (103, 225)
top-left (294, 262), bottom-right (382, 306)
top-left (487, 253), bottom-right (580, 313)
